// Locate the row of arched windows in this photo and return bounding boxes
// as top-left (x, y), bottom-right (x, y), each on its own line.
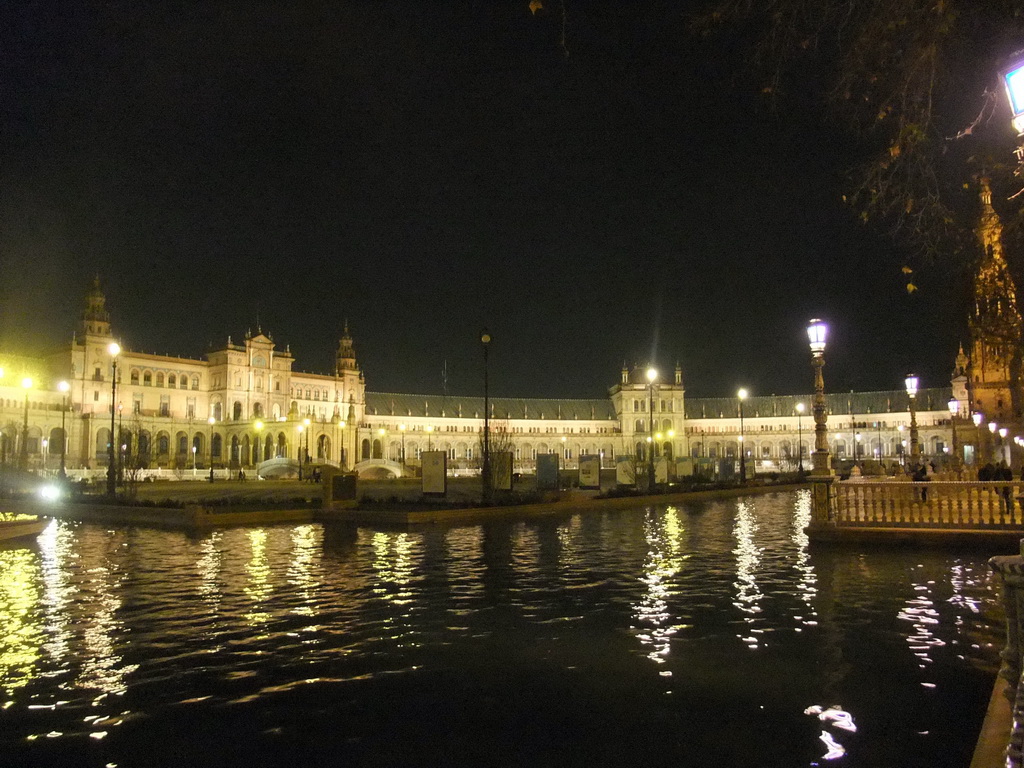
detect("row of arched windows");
top-left (129, 369), bottom-right (200, 390)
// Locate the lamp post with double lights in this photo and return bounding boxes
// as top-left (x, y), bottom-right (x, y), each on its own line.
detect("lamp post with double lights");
top-left (646, 367), bottom-right (657, 490)
top-left (737, 388), bottom-right (748, 481)
top-left (795, 402), bottom-right (805, 472)
top-left (807, 319), bottom-right (831, 475)
top-left (905, 374), bottom-right (920, 462)
top-left (105, 342), bottom-right (121, 495)
top-left (57, 380), bottom-right (70, 478)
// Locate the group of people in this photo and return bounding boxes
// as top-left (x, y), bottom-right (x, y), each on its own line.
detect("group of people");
top-left (978, 461), bottom-right (1017, 513)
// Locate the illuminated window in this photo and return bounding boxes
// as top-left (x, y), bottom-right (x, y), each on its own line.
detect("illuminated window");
top-left (143, 371), bottom-right (152, 386)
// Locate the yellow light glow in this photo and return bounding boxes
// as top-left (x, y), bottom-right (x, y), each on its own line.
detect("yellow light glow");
top-left (208, 416), bottom-right (215, 426)
top-left (646, 367), bottom-right (657, 383)
top-left (107, 342), bottom-right (120, 357)
top-left (21, 377), bottom-right (32, 390)
top-left (339, 420), bottom-right (346, 428)
top-left (57, 380), bottom-right (69, 393)
top-left (254, 420), bottom-right (263, 431)
top-left (737, 388), bottom-right (748, 400)
top-left (303, 417), bottom-right (311, 427)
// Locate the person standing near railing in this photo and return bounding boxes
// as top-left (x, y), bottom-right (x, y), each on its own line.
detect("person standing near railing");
top-left (996, 461), bottom-right (1014, 515)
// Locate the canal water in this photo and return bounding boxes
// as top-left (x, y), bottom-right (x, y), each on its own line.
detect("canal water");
top-left (0, 491), bottom-right (1005, 767)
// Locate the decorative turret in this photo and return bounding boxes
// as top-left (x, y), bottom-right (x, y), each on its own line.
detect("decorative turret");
top-left (621, 362), bottom-right (628, 384)
top-left (675, 362), bottom-right (682, 386)
top-left (80, 277), bottom-right (112, 338)
top-left (336, 321), bottom-right (358, 373)
top-left (968, 177), bottom-right (1023, 420)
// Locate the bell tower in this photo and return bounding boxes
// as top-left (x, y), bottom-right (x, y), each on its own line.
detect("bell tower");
top-left (80, 276), bottom-right (112, 340)
top-left (968, 178), bottom-right (1023, 421)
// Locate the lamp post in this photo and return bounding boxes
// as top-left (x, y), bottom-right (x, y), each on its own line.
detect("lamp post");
top-left (117, 402), bottom-right (124, 487)
top-left (990, 421), bottom-right (998, 465)
top-left (192, 445), bottom-right (197, 478)
top-left (58, 380), bottom-right (69, 478)
top-left (297, 424), bottom-right (305, 481)
top-left (973, 412), bottom-right (984, 465)
top-left (426, 424), bottom-right (433, 452)
top-left (948, 398), bottom-right (960, 470)
top-left (304, 417), bottom-right (311, 472)
top-left (807, 319), bottom-right (831, 475)
top-left (106, 342), bottom-right (120, 496)
top-left (18, 377), bottom-right (32, 472)
top-left (737, 388), bottom-right (748, 481)
top-left (481, 330), bottom-right (492, 503)
top-left (399, 423), bottom-right (407, 475)
top-left (897, 425), bottom-right (905, 466)
top-left (795, 402), bottom-right (805, 472)
top-left (338, 420), bottom-right (347, 469)
top-left (254, 419), bottom-right (263, 465)
top-left (905, 374), bottom-right (920, 461)
top-left (208, 415), bottom-right (216, 482)
top-left (1000, 427), bottom-right (1009, 465)
top-left (646, 367), bottom-right (657, 490)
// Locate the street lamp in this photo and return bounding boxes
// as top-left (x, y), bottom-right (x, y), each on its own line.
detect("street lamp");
top-left (426, 424), bottom-right (433, 452)
top-left (905, 374), bottom-right (920, 461)
top-left (807, 319), bottom-right (831, 475)
top-left (481, 330), bottom-right (492, 503)
top-left (1000, 427), bottom-right (1009, 465)
top-left (973, 412), bottom-right (984, 465)
top-left (18, 377), bottom-right (32, 472)
top-left (646, 366), bottom-right (657, 490)
top-left (297, 423), bottom-right (305, 480)
top-left (338, 419), bottom-right (347, 469)
top-left (399, 423), bottom-right (407, 473)
top-left (948, 398), bottom-right (960, 469)
top-left (105, 342), bottom-right (120, 495)
top-left (795, 402), bottom-right (805, 472)
top-left (57, 380), bottom-right (69, 478)
top-left (191, 444), bottom-right (197, 478)
top-left (254, 419), bottom-right (264, 465)
top-left (737, 387), bottom-right (748, 481)
top-left (897, 425), bottom-right (905, 466)
top-left (208, 415), bottom-right (216, 482)
top-left (304, 417), bottom-right (311, 470)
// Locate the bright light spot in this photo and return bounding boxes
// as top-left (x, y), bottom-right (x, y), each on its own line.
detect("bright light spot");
top-left (38, 484), bottom-right (60, 501)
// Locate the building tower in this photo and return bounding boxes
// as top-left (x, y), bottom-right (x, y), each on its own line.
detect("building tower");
top-left (968, 177), bottom-right (1023, 422)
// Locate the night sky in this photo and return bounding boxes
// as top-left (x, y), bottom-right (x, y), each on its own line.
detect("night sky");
top-left (1, 1), bottom-right (974, 400)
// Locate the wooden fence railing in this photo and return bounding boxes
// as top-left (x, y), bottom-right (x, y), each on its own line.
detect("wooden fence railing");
top-left (834, 480), bottom-right (1024, 528)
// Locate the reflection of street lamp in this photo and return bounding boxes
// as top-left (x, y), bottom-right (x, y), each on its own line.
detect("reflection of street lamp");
top-left (807, 319), bottom-right (831, 475)
top-left (737, 388), bottom-right (748, 481)
top-left (106, 342), bottom-right (120, 495)
top-left (208, 415), bottom-right (216, 482)
top-left (905, 374), bottom-right (920, 460)
top-left (58, 380), bottom-right (69, 478)
top-left (646, 367), bottom-right (657, 489)
top-left (795, 402), bottom-right (805, 472)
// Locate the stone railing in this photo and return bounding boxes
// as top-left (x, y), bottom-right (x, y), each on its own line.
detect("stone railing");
top-left (990, 547), bottom-right (1024, 767)
top-left (834, 479), bottom-right (1024, 528)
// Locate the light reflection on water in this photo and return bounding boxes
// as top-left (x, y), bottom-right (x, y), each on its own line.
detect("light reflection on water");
top-left (0, 490), bottom-right (1006, 767)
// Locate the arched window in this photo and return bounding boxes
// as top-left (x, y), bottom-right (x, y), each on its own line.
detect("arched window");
top-left (233, 401), bottom-right (242, 421)
top-left (212, 434), bottom-right (222, 458)
top-left (191, 376), bottom-right (200, 390)
top-left (130, 369), bottom-right (140, 385)
top-left (253, 402), bottom-right (264, 418)
top-left (156, 372), bottom-right (164, 388)
top-left (157, 433), bottom-right (170, 455)
top-left (143, 371), bottom-right (152, 386)
top-left (95, 428), bottom-right (111, 459)
top-left (180, 375), bottom-right (188, 389)
top-left (372, 439), bottom-right (382, 459)
top-left (178, 434), bottom-right (188, 454)
top-left (361, 438), bottom-right (371, 460)
top-left (168, 374), bottom-right (177, 388)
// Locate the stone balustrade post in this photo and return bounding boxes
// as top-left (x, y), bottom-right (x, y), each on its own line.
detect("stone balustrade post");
top-left (808, 475), bottom-right (837, 528)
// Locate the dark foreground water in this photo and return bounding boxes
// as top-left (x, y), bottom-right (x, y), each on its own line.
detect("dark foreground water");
top-left (0, 491), bottom-right (1005, 767)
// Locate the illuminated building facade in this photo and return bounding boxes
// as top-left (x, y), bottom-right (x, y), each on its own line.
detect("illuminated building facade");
top-left (0, 280), bottom-right (965, 477)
